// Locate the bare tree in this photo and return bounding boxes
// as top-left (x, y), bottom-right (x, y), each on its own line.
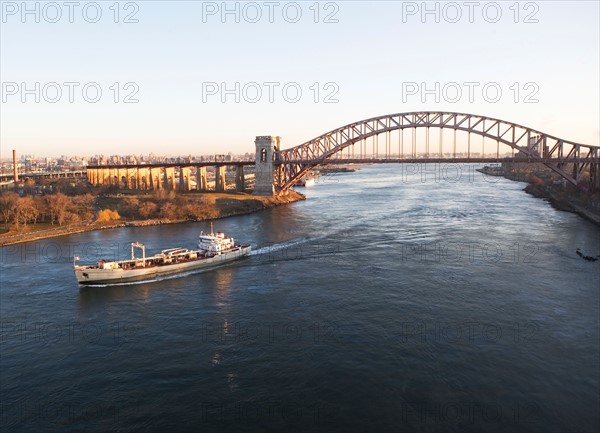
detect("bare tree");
top-left (122, 197), bottom-right (140, 218)
top-left (72, 194), bottom-right (95, 221)
top-left (159, 202), bottom-right (180, 220)
top-left (45, 193), bottom-right (71, 225)
top-left (33, 195), bottom-right (47, 224)
top-left (0, 191), bottom-right (19, 230)
top-left (14, 196), bottom-right (38, 229)
top-left (138, 201), bottom-right (158, 218)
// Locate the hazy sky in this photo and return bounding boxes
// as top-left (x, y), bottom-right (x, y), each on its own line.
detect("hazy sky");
top-left (1, 1), bottom-right (599, 157)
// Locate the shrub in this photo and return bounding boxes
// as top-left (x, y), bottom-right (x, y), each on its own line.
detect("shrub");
top-left (530, 175), bottom-right (544, 186)
top-left (96, 209), bottom-right (121, 223)
top-left (138, 201), bottom-right (158, 218)
top-left (199, 194), bottom-right (217, 206)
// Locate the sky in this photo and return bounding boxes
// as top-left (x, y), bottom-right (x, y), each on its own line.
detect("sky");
top-left (1, 0), bottom-right (599, 157)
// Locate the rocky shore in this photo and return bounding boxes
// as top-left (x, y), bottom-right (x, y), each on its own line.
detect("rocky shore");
top-left (502, 161), bottom-right (600, 226)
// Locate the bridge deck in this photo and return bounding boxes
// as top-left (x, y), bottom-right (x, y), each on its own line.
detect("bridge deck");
top-left (281, 157), bottom-right (586, 165)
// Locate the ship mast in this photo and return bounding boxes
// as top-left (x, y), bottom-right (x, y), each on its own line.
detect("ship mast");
top-left (131, 242), bottom-right (146, 263)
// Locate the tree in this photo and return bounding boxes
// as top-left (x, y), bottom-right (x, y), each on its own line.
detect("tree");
top-left (159, 202), bottom-right (179, 220)
top-left (14, 196), bottom-right (38, 229)
top-left (71, 194), bottom-right (95, 221)
top-left (184, 204), bottom-right (203, 220)
top-left (122, 197), bottom-right (140, 218)
top-left (55, 178), bottom-right (77, 195)
top-left (0, 191), bottom-right (19, 229)
top-left (33, 195), bottom-right (47, 224)
top-left (138, 201), bottom-right (158, 218)
top-left (184, 203), bottom-right (219, 220)
top-left (45, 193), bottom-right (71, 225)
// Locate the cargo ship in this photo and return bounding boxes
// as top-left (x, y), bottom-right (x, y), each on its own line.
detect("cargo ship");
top-left (73, 226), bottom-right (251, 285)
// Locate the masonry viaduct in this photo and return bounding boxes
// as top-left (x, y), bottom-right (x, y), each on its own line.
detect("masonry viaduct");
top-left (86, 161), bottom-right (253, 193)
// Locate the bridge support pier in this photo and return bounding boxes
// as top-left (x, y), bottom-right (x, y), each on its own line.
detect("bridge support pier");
top-left (155, 168), bottom-right (161, 190)
top-left (147, 167), bottom-right (154, 190)
top-left (180, 166), bottom-right (192, 191)
top-left (145, 167), bottom-right (153, 190)
top-left (235, 166), bottom-right (245, 192)
top-left (111, 168), bottom-right (118, 186)
top-left (86, 168), bottom-right (94, 186)
top-left (164, 167), bottom-right (175, 190)
top-left (196, 167), bottom-right (207, 191)
top-left (253, 135), bottom-right (279, 195)
top-left (117, 168), bottom-right (125, 189)
top-left (145, 167), bottom-right (152, 190)
top-left (215, 166), bottom-right (226, 192)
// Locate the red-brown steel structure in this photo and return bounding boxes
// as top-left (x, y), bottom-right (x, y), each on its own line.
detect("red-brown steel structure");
top-left (275, 111), bottom-right (600, 193)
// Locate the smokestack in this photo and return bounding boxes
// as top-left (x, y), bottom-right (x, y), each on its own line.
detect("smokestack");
top-left (13, 149), bottom-right (18, 183)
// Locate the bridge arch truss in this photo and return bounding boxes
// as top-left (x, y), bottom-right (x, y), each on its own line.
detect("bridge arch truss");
top-left (276, 111), bottom-right (599, 192)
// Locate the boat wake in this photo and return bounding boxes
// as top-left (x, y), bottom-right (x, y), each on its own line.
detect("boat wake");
top-left (249, 237), bottom-right (312, 256)
top-left (250, 225), bottom-right (351, 256)
top-left (248, 227), bottom-right (355, 266)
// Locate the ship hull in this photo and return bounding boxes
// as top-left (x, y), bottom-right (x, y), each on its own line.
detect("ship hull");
top-left (74, 245), bottom-right (251, 285)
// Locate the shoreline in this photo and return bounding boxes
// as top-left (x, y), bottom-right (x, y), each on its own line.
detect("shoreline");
top-left (521, 183), bottom-right (600, 226)
top-left (500, 162), bottom-right (600, 227)
top-left (0, 191), bottom-right (305, 247)
top-left (3, 167), bottom-right (598, 247)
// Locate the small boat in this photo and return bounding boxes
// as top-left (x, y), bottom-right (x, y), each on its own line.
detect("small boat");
top-left (73, 225), bottom-right (251, 285)
top-left (296, 176), bottom-right (315, 187)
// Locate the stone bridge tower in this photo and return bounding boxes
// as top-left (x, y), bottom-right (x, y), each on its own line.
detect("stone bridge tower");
top-left (253, 136), bottom-right (280, 195)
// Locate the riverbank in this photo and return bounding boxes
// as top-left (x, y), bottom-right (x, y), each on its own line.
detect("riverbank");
top-left (522, 183), bottom-right (600, 225)
top-left (0, 191), bottom-right (305, 247)
top-left (502, 161), bottom-right (600, 226)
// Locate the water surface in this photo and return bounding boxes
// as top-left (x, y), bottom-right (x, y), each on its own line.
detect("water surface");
top-left (1, 164), bottom-right (599, 432)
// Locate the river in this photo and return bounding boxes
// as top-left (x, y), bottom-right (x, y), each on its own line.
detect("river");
top-left (1, 164), bottom-right (599, 433)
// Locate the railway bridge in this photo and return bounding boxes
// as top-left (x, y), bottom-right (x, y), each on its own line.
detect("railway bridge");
top-left (85, 111), bottom-right (599, 195)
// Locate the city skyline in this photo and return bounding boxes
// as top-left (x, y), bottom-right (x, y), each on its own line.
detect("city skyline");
top-left (2, 1), bottom-right (599, 158)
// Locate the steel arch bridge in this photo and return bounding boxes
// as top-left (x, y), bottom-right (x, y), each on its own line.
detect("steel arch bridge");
top-left (274, 111), bottom-right (600, 192)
